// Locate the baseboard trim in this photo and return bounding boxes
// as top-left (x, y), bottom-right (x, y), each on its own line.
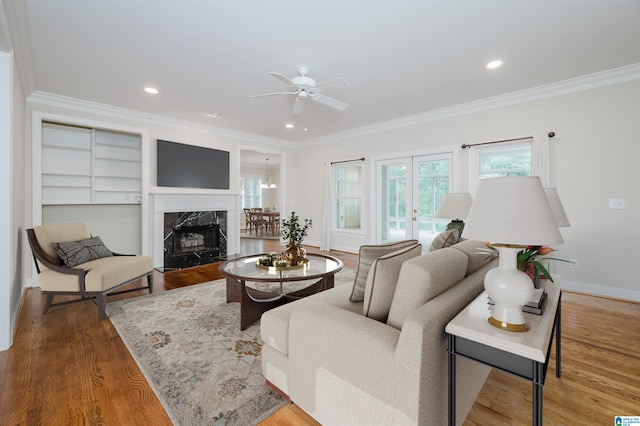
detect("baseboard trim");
top-left (561, 279), bottom-right (640, 302)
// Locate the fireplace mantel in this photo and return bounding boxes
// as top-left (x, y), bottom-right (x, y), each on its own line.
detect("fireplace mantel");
top-left (152, 192), bottom-right (239, 268)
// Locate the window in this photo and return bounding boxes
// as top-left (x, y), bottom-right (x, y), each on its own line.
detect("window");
top-left (418, 158), bottom-right (450, 234)
top-left (335, 163), bottom-right (362, 230)
top-left (469, 140), bottom-right (531, 193)
top-left (241, 176), bottom-right (262, 208)
top-left (386, 164), bottom-right (406, 232)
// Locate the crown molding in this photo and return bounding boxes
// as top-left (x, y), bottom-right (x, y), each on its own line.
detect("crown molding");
top-left (299, 63), bottom-right (640, 147)
top-left (1, 0), bottom-right (36, 96)
top-left (27, 91), bottom-right (294, 149)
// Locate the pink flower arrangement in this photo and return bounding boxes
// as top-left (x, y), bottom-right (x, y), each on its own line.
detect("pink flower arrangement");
top-left (480, 243), bottom-right (571, 284)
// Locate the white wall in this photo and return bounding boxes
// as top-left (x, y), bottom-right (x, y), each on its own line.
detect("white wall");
top-left (294, 79), bottom-right (640, 301)
top-left (0, 46), bottom-right (13, 352)
top-left (0, 45), bottom-right (26, 350)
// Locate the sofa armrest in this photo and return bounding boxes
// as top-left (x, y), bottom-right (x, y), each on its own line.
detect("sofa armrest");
top-left (393, 260), bottom-right (496, 424)
top-left (288, 302), bottom-right (419, 423)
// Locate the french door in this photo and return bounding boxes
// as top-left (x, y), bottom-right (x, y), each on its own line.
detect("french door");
top-left (376, 153), bottom-right (452, 249)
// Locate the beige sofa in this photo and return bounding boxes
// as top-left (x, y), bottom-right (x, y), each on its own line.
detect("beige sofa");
top-left (260, 239), bottom-right (496, 425)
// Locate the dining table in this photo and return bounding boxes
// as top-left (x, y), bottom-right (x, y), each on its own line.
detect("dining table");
top-left (258, 210), bottom-right (280, 235)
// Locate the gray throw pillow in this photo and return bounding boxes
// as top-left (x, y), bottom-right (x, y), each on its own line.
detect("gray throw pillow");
top-left (427, 229), bottom-right (459, 252)
top-left (52, 236), bottom-right (113, 267)
top-left (349, 239), bottom-right (419, 302)
top-left (363, 243), bottom-right (422, 322)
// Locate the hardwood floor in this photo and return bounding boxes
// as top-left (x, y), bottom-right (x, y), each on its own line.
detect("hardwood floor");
top-left (1, 239), bottom-right (638, 425)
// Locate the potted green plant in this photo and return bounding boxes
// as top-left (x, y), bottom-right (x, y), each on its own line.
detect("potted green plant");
top-left (280, 211), bottom-right (312, 265)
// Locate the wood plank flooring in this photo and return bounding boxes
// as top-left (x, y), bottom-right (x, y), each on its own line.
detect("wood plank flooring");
top-left (1, 238), bottom-right (638, 425)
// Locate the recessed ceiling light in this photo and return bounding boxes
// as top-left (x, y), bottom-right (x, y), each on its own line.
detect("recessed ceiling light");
top-left (485, 60), bottom-right (504, 70)
top-left (285, 123), bottom-right (294, 129)
top-left (144, 87), bottom-right (159, 94)
top-left (207, 112), bottom-right (221, 118)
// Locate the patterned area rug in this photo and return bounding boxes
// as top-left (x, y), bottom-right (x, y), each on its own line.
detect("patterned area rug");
top-left (106, 268), bottom-right (355, 425)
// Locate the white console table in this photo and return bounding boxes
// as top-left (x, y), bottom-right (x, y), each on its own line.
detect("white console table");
top-left (446, 277), bottom-right (561, 426)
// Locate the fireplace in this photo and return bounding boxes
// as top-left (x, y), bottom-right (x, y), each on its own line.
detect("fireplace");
top-left (173, 224), bottom-right (219, 255)
top-left (163, 210), bottom-right (227, 270)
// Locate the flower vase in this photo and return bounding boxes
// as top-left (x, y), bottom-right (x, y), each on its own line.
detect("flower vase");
top-left (284, 240), bottom-right (304, 266)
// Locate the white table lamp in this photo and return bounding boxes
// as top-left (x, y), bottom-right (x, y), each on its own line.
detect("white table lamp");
top-left (435, 193), bottom-right (473, 234)
top-left (462, 177), bottom-right (563, 332)
top-left (544, 188), bottom-right (570, 227)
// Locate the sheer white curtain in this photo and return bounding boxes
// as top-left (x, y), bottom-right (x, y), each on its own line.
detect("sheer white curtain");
top-left (320, 162), bottom-right (333, 251)
top-left (531, 131), bottom-right (550, 186)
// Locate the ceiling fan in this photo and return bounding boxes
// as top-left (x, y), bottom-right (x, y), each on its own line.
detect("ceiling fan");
top-left (250, 66), bottom-right (350, 115)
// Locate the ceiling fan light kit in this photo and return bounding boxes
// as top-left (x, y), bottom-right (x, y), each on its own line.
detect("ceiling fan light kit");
top-left (250, 66), bottom-right (350, 115)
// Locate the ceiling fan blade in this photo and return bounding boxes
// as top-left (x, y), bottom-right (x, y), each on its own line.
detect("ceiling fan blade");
top-left (315, 77), bottom-right (350, 90)
top-left (249, 91), bottom-right (293, 98)
top-left (312, 94), bottom-right (349, 111)
top-left (268, 72), bottom-right (296, 87)
top-left (291, 98), bottom-right (305, 115)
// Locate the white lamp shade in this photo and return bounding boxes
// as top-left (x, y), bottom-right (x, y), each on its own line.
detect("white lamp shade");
top-left (434, 193), bottom-right (473, 219)
top-left (544, 188), bottom-right (570, 227)
top-left (462, 176), bottom-right (563, 246)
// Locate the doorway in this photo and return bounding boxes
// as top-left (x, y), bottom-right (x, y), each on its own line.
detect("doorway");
top-left (376, 153), bottom-right (452, 249)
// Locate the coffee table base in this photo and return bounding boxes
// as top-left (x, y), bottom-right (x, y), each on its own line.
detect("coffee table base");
top-left (226, 276), bottom-right (333, 330)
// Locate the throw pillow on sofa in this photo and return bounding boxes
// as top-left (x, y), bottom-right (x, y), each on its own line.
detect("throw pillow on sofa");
top-left (450, 239), bottom-right (493, 276)
top-left (349, 239), bottom-right (419, 302)
top-left (52, 236), bottom-right (113, 267)
top-left (363, 243), bottom-right (422, 322)
top-left (427, 229), bottom-right (459, 252)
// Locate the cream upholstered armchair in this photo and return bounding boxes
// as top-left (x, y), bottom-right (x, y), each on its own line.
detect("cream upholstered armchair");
top-left (27, 222), bottom-right (153, 320)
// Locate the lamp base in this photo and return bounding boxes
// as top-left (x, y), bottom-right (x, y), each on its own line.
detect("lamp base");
top-left (484, 245), bottom-right (534, 333)
top-left (488, 315), bottom-right (530, 332)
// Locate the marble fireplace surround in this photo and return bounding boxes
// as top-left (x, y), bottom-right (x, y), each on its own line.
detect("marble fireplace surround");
top-left (152, 193), bottom-right (238, 269)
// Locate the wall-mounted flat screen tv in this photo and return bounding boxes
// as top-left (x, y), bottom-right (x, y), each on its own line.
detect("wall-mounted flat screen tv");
top-left (157, 139), bottom-right (230, 190)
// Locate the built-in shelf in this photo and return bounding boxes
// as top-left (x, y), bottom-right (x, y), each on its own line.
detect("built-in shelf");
top-left (42, 122), bottom-right (141, 205)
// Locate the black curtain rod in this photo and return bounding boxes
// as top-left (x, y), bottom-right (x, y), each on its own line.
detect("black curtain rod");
top-left (461, 132), bottom-right (555, 149)
top-left (331, 157), bottom-right (365, 165)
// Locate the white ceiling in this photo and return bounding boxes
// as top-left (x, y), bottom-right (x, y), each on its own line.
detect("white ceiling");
top-left (10, 0), bottom-right (640, 143)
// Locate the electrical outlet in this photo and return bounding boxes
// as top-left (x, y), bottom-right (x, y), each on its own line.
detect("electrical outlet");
top-left (609, 198), bottom-right (625, 210)
top-left (569, 259), bottom-right (579, 270)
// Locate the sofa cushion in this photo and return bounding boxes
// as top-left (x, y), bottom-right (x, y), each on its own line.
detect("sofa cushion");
top-left (37, 254), bottom-right (153, 292)
top-left (427, 229), bottom-right (459, 252)
top-left (363, 243), bottom-right (422, 321)
top-left (386, 248), bottom-right (468, 329)
top-left (349, 239), bottom-right (419, 302)
top-left (450, 239), bottom-right (493, 276)
top-left (261, 284), bottom-right (361, 356)
top-left (52, 236), bottom-right (113, 267)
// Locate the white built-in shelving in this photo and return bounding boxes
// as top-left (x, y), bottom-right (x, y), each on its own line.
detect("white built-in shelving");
top-left (42, 122), bottom-right (141, 205)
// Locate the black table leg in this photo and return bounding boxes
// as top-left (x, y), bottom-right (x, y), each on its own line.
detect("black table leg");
top-left (448, 334), bottom-right (456, 426)
top-left (556, 291), bottom-right (562, 378)
top-left (533, 381), bottom-right (543, 426)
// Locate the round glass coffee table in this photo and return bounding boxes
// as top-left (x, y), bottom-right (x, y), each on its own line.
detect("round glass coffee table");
top-left (219, 253), bottom-right (343, 330)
